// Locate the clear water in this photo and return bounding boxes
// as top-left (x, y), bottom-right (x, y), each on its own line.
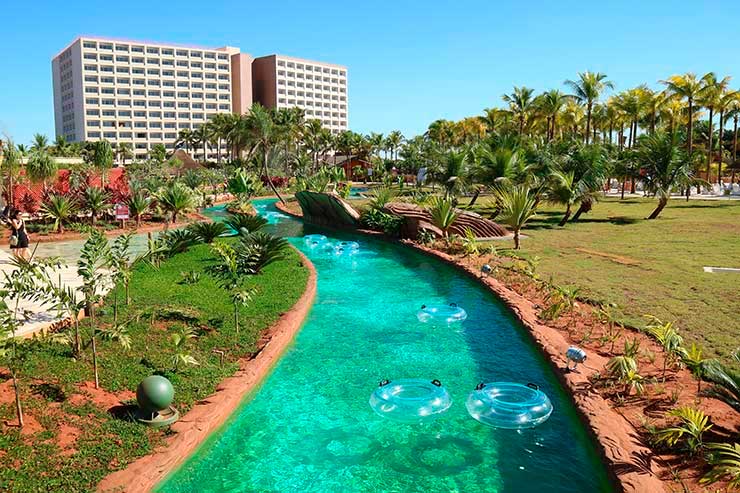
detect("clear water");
top-left (157, 199), bottom-right (613, 493)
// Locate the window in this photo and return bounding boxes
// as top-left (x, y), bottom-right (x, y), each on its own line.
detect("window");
top-left (146, 47), bottom-right (159, 54)
top-left (162, 49), bottom-right (173, 56)
top-left (134, 111), bottom-right (146, 117)
top-left (178, 112), bottom-right (189, 119)
top-left (147, 58), bottom-right (160, 65)
top-left (117, 77), bottom-right (130, 84)
top-left (176, 50), bottom-right (188, 56)
top-left (116, 55), bottom-right (129, 63)
top-left (83, 41), bottom-right (97, 49)
top-left (88, 120), bottom-right (100, 127)
top-left (133, 68), bottom-right (145, 74)
top-left (132, 57), bottom-right (144, 64)
top-left (85, 87), bottom-right (99, 94)
top-left (84, 53), bottom-right (97, 60)
top-left (116, 44), bottom-right (129, 52)
top-left (86, 109), bottom-right (100, 116)
top-left (132, 46), bottom-right (144, 53)
top-left (119, 110), bottom-right (131, 117)
top-left (84, 64), bottom-right (98, 72)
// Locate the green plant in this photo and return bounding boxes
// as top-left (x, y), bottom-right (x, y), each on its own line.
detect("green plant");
top-left (360, 208), bottom-right (404, 236)
top-left (702, 442), bottom-right (740, 488)
top-left (645, 315), bottom-right (684, 381)
top-left (160, 229), bottom-right (201, 256)
top-left (108, 233), bottom-right (160, 322)
top-left (461, 228), bottom-right (480, 256)
top-left (126, 185), bottom-right (152, 227)
top-left (224, 213), bottom-right (268, 235)
top-left (171, 325), bottom-right (198, 372)
top-left (41, 193), bottom-right (78, 233)
top-left (623, 338), bottom-right (641, 358)
top-left (189, 221), bottom-right (229, 243)
top-left (607, 355), bottom-right (638, 379)
top-left (680, 343), bottom-right (712, 393)
top-left (428, 197), bottom-right (459, 240)
top-left (82, 187), bottom-right (110, 225)
top-left (653, 406), bottom-right (712, 454)
top-left (76, 230), bottom-right (111, 388)
top-left (417, 229), bottom-right (435, 246)
top-left (597, 303), bottom-right (623, 353)
top-left (238, 231), bottom-right (290, 274)
top-left (155, 182), bottom-right (195, 223)
top-left (179, 270), bottom-right (201, 285)
top-left (492, 184), bottom-right (538, 249)
top-left (703, 359), bottom-right (740, 412)
top-left (368, 187), bottom-right (396, 210)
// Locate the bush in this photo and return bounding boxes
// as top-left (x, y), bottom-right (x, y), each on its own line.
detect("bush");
top-left (360, 208), bottom-right (404, 236)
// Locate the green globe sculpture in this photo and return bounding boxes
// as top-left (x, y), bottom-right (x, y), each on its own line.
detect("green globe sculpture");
top-left (135, 375), bottom-right (179, 427)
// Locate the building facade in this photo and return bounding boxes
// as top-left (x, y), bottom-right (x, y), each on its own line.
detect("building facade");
top-left (252, 55), bottom-right (348, 134)
top-left (52, 36), bottom-right (346, 161)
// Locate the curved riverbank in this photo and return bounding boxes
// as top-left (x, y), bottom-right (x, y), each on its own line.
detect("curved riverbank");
top-left (97, 247), bottom-right (317, 493)
top-left (275, 198), bottom-right (664, 493)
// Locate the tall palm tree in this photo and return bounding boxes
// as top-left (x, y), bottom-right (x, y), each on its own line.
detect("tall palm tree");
top-left (661, 72), bottom-right (711, 157)
top-left (537, 90), bottom-right (567, 141)
top-left (697, 73), bottom-right (732, 182)
top-left (502, 86), bottom-right (536, 137)
top-left (715, 89), bottom-right (738, 185)
top-left (637, 86), bottom-right (666, 134)
top-left (614, 89), bottom-right (644, 148)
top-left (247, 104), bottom-right (285, 204)
top-left (193, 124), bottom-right (211, 162)
top-left (385, 130), bottom-right (404, 162)
top-left (565, 71), bottom-right (614, 144)
top-left (302, 119), bottom-right (325, 169)
top-left (728, 98), bottom-right (740, 184)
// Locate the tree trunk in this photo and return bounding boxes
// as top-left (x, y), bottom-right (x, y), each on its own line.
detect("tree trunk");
top-left (468, 188), bottom-right (481, 208)
top-left (234, 304), bottom-right (239, 335)
top-left (733, 115), bottom-right (738, 185)
top-left (688, 98), bottom-right (694, 156)
top-left (92, 331), bottom-right (99, 389)
top-left (514, 229), bottom-right (520, 249)
top-left (263, 149), bottom-right (285, 204)
top-left (572, 198), bottom-right (593, 221)
top-left (559, 204), bottom-right (571, 226)
top-left (11, 368), bottom-right (24, 428)
top-left (718, 111), bottom-right (725, 186)
top-left (648, 196), bottom-right (668, 219)
top-left (707, 107), bottom-right (714, 182)
top-left (621, 177), bottom-right (626, 199)
top-left (585, 103), bottom-right (592, 144)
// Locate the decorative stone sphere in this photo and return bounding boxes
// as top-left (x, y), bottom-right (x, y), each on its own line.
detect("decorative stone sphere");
top-left (566, 346), bottom-right (587, 364)
top-left (481, 264), bottom-right (493, 275)
top-left (136, 375), bottom-right (175, 413)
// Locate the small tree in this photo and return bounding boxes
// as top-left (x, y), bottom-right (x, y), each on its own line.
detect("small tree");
top-left (76, 230), bottom-right (111, 389)
top-left (82, 187), bottom-right (110, 225)
top-left (171, 325), bottom-right (198, 372)
top-left (428, 197), bottom-right (459, 241)
top-left (40, 193), bottom-right (78, 233)
top-left (155, 182), bottom-right (195, 224)
top-left (126, 185), bottom-right (152, 227)
top-left (493, 185), bottom-right (538, 250)
top-left (91, 140), bottom-right (114, 186)
top-left (207, 242), bottom-right (257, 336)
top-left (654, 406), bottom-right (712, 455)
top-left (108, 233), bottom-right (158, 323)
top-left (645, 315), bottom-right (684, 381)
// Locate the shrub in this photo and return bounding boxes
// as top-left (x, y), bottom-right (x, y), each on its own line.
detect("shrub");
top-left (40, 193), bottom-right (78, 233)
top-left (225, 213), bottom-right (268, 235)
top-left (188, 221), bottom-right (229, 243)
top-left (653, 406), bottom-right (712, 454)
top-left (360, 208), bottom-right (404, 236)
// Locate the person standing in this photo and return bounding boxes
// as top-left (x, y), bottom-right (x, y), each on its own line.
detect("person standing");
top-left (7, 209), bottom-right (30, 260)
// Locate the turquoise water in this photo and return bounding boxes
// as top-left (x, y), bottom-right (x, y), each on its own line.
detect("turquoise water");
top-left (158, 199), bottom-right (612, 493)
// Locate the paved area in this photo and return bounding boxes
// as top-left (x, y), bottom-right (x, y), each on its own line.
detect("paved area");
top-left (0, 248), bottom-right (84, 337)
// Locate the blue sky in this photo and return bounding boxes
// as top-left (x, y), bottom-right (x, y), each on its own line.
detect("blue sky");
top-left (2, 0), bottom-right (740, 145)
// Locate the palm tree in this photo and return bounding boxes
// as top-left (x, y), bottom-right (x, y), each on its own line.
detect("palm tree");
top-left (82, 187), bottom-right (110, 225)
top-left (502, 86), bottom-right (536, 137)
top-left (176, 128), bottom-right (194, 154)
top-left (637, 131), bottom-right (698, 219)
top-left (385, 131), bottom-right (404, 161)
top-left (193, 124), bottom-right (210, 162)
top-left (728, 98), bottom-right (740, 184)
top-left (31, 134), bottom-right (49, 152)
top-left (493, 185), bottom-right (538, 250)
top-left (117, 142), bottom-right (133, 166)
top-left (661, 72), bottom-right (711, 157)
top-left (155, 182), bottom-right (195, 223)
top-left (1, 139), bottom-right (22, 207)
top-left (565, 71), bottom-right (614, 144)
top-left (715, 89), bottom-right (738, 185)
top-left (248, 104), bottom-right (285, 204)
top-left (428, 197), bottom-right (458, 239)
top-left (439, 150), bottom-right (469, 200)
top-left (126, 185), bottom-right (152, 227)
top-left (537, 90), bottom-right (567, 141)
top-left (41, 194), bottom-right (77, 233)
top-left (25, 150), bottom-right (58, 191)
top-left (91, 140), bottom-right (114, 185)
top-left (697, 73), bottom-right (732, 183)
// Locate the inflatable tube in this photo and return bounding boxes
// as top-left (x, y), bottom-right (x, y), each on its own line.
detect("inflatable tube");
top-left (338, 241), bottom-right (360, 250)
top-left (417, 304), bottom-right (468, 324)
top-left (369, 379), bottom-right (452, 423)
top-left (466, 382), bottom-right (552, 429)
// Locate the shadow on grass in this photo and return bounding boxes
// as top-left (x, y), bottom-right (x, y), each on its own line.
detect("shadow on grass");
top-left (527, 213), bottom-right (641, 230)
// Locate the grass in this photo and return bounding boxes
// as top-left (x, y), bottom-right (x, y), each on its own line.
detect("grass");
top-left (471, 195), bottom-right (740, 361)
top-left (1, 240), bottom-right (308, 492)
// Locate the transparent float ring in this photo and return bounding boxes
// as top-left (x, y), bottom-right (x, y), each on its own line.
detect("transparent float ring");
top-left (304, 234), bottom-right (328, 245)
top-left (369, 379), bottom-right (452, 423)
top-left (417, 303), bottom-right (468, 324)
top-left (338, 241), bottom-right (360, 250)
top-left (466, 382), bottom-right (553, 429)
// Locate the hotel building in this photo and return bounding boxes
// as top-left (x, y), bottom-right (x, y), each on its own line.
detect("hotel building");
top-left (51, 36), bottom-right (347, 160)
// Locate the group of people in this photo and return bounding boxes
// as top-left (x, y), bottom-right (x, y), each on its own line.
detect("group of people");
top-left (2, 205), bottom-right (30, 259)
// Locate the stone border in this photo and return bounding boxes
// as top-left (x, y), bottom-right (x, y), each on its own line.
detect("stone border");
top-left (275, 199), bottom-right (665, 493)
top-left (97, 247), bottom-right (317, 493)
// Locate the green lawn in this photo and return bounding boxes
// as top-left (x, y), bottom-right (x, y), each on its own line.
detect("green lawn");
top-left (0, 241), bottom-right (308, 492)
top-left (474, 196), bottom-right (740, 360)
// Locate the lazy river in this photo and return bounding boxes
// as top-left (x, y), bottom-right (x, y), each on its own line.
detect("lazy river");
top-left (157, 199), bottom-right (612, 492)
